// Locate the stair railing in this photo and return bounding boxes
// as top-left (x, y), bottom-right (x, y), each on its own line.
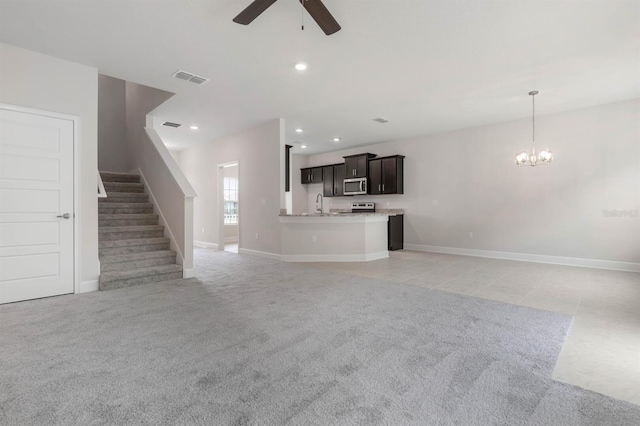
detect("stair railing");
top-left (97, 171), bottom-right (107, 198)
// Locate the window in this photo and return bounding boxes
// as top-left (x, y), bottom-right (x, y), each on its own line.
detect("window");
top-left (224, 177), bottom-right (238, 224)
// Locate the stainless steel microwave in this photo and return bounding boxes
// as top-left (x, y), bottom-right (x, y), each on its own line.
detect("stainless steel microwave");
top-left (344, 177), bottom-right (367, 195)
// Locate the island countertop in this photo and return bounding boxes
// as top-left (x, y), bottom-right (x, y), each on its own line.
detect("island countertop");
top-left (279, 210), bottom-right (396, 261)
top-left (279, 208), bottom-right (404, 218)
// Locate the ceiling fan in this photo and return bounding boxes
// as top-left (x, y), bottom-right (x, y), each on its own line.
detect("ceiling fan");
top-left (233, 0), bottom-right (341, 36)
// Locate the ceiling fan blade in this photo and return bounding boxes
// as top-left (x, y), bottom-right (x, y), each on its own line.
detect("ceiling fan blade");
top-left (299, 0), bottom-right (341, 35)
top-left (233, 0), bottom-right (279, 25)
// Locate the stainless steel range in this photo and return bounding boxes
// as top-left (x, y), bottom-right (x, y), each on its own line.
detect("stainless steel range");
top-left (348, 202), bottom-right (375, 213)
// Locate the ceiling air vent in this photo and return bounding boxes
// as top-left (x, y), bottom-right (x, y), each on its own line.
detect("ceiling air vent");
top-left (162, 121), bottom-right (182, 128)
top-left (373, 118), bottom-right (390, 124)
top-left (172, 70), bottom-right (210, 85)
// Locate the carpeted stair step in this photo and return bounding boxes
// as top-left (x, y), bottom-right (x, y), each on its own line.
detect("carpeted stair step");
top-left (98, 171), bottom-right (183, 291)
top-left (99, 264), bottom-right (183, 291)
top-left (100, 250), bottom-right (177, 272)
top-left (104, 182), bottom-right (145, 193)
top-left (99, 213), bottom-right (159, 227)
top-left (99, 237), bottom-right (170, 256)
top-left (99, 192), bottom-right (149, 204)
top-left (100, 172), bottom-right (141, 183)
top-left (99, 203), bottom-right (154, 214)
top-left (99, 225), bottom-right (164, 241)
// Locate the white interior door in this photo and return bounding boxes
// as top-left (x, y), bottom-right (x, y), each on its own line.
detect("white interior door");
top-left (0, 107), bottom-right (74, 304)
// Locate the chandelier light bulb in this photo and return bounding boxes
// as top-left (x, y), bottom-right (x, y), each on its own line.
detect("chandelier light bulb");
top-left (539, 150), bottom-right (553, 164)
top-left (515, 152), bottom-right (529, 166)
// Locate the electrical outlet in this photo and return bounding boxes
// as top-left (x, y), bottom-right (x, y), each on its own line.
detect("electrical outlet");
top-left (312, 235), bottom-right (317, 242)
top-left (201, 228), bottom-right (205, 233)
top-left (255, 233), bottom-right (259, 240)
top-left (468, 232), bottom-right (474, 239)
top-left (432, 199), bottom-right (438, 206)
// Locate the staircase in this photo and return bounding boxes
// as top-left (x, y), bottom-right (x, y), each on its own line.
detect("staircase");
top-left (99, 172), bottom-right (183, 290)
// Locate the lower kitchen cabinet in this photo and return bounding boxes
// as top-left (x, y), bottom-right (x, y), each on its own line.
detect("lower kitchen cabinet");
top-left (388, 214), bottom-right (404, 251)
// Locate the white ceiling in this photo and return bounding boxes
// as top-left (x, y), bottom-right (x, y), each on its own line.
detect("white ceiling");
top-left (0, 0), bottom-right (638, 154)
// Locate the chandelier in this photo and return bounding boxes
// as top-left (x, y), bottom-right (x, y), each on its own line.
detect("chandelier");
top-left (515, 91), bottom-right (553, 166)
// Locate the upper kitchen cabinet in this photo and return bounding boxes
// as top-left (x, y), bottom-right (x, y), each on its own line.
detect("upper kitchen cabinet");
top-left (343, 153), bottom-right (376, 178)
top-left (369, 155), bottom-right (405, 195)
top-left (322, 165), bottom-right (334, 196)
top-left (300, 167), bottom-right (323, 184)
top-left (333, 163), bottom-right (346, 196)
top-left (323, 163), bottom-right (347, 197)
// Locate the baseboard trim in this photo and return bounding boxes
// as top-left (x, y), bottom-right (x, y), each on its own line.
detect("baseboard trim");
top-left (183, 268), bottom-right (195, 278)
top-left (194, 240), bottom-right (219, 249)
top-left (404, 244), bottom-right (640, 272)
top-left (238, 248), bottom-right (282, 261)
top-left (78, 280), bottom-right (99, 293)
top-left (280, 251), bottom-right (389, 262)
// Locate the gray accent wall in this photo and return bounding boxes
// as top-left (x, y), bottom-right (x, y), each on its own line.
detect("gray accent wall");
top-left (98, 74), bottom-right (128, 172)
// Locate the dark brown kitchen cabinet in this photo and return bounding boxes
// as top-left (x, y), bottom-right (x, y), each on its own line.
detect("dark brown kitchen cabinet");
top-left (388, 214), bottom-right (404, 251)
top-left (333, 163), bottom-right (346, 196)
top-left (322, 164), bottom-right (347, 197)
top-left (369, 155), bottom-right (404, 195)
top-left (300, 167), bottom-right (323, 184)
top-left (343, 153), bottom-right (376, 178)
top-left (322, 165), bottom-right (334, 196)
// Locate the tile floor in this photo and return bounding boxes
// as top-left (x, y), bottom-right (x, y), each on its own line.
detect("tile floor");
top-left (304, 250), bottom-right (640, 406)
top-left (224, 243), bottom-right (238, 253)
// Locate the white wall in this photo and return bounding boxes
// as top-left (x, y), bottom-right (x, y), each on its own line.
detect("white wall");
top-left (180, 119), bottom-right (283, 256)
top-left (125, 81), bottom-right (197, 273)
top-left (0, 43), bottom-right (99, 287)
top-left (290, 154), bottom-right (310, 214)
top-left (303, 98), bottom-right (640, 264)
top-left (169, 149), bottom-right (181, 164)
top-left (98, 74), bottom-right (127, 172)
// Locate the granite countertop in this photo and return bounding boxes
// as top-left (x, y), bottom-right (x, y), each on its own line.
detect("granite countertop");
top-left (279, 209), bottom-right (404, 217)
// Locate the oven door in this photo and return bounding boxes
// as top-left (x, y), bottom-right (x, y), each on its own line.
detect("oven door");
top-left (344, 178), bottom-right (367, 195)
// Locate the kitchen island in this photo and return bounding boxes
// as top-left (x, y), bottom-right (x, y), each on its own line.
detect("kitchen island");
top-left (278, 209), bottom-right (403, 262)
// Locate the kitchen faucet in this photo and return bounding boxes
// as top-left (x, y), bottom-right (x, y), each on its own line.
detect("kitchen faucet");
top-left (315, 193), bottom-right (323, 214)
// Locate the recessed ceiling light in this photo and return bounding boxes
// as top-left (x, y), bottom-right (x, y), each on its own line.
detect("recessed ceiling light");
top-left (190, 125), bottom-right (199, 130)
top-left (301, 145), bottom-right (307, 149)
top-left (295, 128), bottom-right (303, 133)
top-left (295, 62), bottom-right (308, 71)
top-left (333, 138), bottom-right (341, 142)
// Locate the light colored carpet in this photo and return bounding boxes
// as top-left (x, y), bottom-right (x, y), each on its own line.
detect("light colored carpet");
top-left (1, 249), bottom-right (639, 425)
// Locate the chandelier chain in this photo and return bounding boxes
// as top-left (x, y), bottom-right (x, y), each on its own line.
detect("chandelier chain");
top-left (532, 92), bottom-right (535, 151)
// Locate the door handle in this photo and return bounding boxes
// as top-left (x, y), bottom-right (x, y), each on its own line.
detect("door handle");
top-left (382, 184), bottom-right (385, 192)
top-left (57, 213), bottom-right (70, 219)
